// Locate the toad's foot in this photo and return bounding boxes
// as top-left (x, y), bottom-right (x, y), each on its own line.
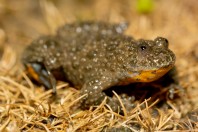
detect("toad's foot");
top-left (24, 62), bottom-right (57, 93)
top-left (80, 77), bottom-right (134, 112)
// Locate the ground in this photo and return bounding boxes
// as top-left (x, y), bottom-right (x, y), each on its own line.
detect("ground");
top-left (0, 0), bottom-right (198, 131)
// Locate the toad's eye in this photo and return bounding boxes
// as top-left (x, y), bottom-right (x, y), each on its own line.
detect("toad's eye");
top-left (138, 42), bottom-right (149, 51)
top-left (140, 45), bottom-right (147, 51)
top-left (138, 42), bottom-right (150, 55)
top-left (155, 37), bottom-right (169, 48)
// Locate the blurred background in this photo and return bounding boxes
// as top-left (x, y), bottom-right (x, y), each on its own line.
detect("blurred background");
top-left (0, 0), bottom-right (197, 46)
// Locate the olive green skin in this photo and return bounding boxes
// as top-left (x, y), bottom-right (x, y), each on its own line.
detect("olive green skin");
top-left (22, 22), bottom-right (176, 111)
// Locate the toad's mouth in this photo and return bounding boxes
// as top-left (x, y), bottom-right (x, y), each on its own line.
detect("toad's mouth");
top-left (131, 65), bottom-right (174, 82)
top-left (119, 64), bottom-right (174, 85)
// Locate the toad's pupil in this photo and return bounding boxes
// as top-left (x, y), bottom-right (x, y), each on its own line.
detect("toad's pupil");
top-left (141, 46), bottom-right (146, 50)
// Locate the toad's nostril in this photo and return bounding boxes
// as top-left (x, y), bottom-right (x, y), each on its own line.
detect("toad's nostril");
top-left (155, 37), bottom-right (169, 48)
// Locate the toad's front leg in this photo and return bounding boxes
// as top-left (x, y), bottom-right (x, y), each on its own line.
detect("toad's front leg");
top-left (80, 76), bottom-right (124, 112)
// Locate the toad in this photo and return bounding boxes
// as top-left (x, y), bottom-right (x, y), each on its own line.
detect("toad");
top-left (22, 21), bottom-right (176, 111)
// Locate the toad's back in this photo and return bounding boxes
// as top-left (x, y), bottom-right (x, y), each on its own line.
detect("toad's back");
top-left (56, 22), bottom-right (133, 87)
top-left (22, 21), bottom-right (176, 111)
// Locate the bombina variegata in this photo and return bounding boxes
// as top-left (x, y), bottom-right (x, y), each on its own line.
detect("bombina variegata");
top-left (22, 21), bottom-right (176, 111)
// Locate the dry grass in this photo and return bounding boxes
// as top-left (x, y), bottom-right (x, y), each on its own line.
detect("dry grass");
top-left (0, 0), bottom-right (198, 131)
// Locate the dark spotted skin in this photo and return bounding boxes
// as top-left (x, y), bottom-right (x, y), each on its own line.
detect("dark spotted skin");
top-left (22, 22), bottom-right (176, 111)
